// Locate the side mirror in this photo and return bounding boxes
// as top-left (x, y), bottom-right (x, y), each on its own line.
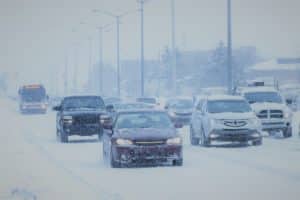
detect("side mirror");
top-left (52, 105), bottom-right (61, 111)
top-left (106, 104), bottom-right (115, 112)
top-left (101, 115), bottom-right (113, 130)
top-left (174, 123), bottom-right (183, 129)
top-left (164, 105), bottom-right (169, 110)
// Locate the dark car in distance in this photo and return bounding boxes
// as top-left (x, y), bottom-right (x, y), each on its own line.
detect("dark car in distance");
top-left (102, 110), bottom-right (183, 168)
top-left (53, 96), bottom-right (107, 143)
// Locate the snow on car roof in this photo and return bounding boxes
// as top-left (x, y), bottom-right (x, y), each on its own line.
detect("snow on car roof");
top-left (240, 87), bottom-right (278, 94)
top-left (206, 95), bottom-right (245, 101)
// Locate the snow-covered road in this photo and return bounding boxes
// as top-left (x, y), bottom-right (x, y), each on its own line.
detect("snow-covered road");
top-left (1, 98), bottom-right (300, 200)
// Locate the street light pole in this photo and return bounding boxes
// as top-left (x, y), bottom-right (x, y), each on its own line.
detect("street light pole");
top-left (171, 0), bottom-right (177, 96)
top-left (98, 27), bottom-right (104, 95)
top-left (64, 53), bottom-right (68, 95)
top-left (116, 16), bottom-right (121, 97)
top-left (139, 0), bottom-right (145, 97)
top-left (227, 0), bottom-right (233, 94)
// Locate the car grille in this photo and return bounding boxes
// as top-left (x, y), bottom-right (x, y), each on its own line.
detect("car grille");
top-left (257, 110), bottom-right (283, 119)
top-left (270, 110), bottom-right (283, 118)
top-left (134, 140), bottom-right (165, 146)
top-left (223, 120), bottom-right (247, 127)
top-left (73, 115), bottom-right (99, 124)
top-left (257, 110), bottom-right (268, 119)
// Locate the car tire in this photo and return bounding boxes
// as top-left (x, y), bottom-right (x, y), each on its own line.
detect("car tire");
top-left (56, 129), bottom-right (60, 141)
top-left (200, 127), bottom-right (210, 147)
top-left (252, 139), bottom-right (262, 146)
top-left (283, 128), bottom-right (292, 138)
top-left (173, 159), bottom-right (183, 166)
top-left (60, 130), bottom-right (69, 143)
top-left (190, 126), bottom-right (199, 146)
top-left (110, 149), bottom-right (120, 168)
top-left (98, 128), bottom-right (104, 141)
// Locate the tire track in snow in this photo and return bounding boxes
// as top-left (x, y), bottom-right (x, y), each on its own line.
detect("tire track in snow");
top-left (23, 131), bottom-right (122, 200)
top-left (188, 145), bottom-right (300, 183)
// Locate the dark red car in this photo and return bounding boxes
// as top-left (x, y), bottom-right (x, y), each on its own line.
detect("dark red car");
top-left (102, 110), bottom-right (183, 168)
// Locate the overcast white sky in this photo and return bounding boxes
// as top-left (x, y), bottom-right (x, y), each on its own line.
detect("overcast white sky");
top-left (1, 0), bottom-right (300, 90)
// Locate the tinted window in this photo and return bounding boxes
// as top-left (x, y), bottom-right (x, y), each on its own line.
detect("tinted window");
top-left (244, 92), bottom-right (283, 104)
top-left (207, 100), bottom-right (252, 113)
top-left (20, 87), bottom-right (46, 102)
top-left (115, 112), bottom-right (173, 129)
top-left (63, 97), bottom-right (105, 111)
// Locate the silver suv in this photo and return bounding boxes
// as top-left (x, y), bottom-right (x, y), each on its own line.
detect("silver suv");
top-left (190, 95), bottom-right (262, 146)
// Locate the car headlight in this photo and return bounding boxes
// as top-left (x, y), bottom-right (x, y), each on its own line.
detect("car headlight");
top-left (63, 116), bottom-right (73, 123)
top-left (210, 119), bottom-right (223, 126)
top-left (248, 118), bottom-right (261, 127)
top-left (115, 138), bottom-right (133, 145)
top-left (166, 137), bottom-right (182, 145)
top-left (284, 111), bottom-right (292, 119)
top-left (169, 111), bottom-right (176, 117)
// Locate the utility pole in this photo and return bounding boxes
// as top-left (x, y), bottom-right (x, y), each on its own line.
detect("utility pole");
top-left (227, 0), bottom-right (233, 94)
top-left (73, 46), bottom-right (78, 93)
top-left (138, 0), bottom-right (145, 97)
top-left (116, 16), bottom-right (121, 97)
top-left (171, 0), bottom-right (177, 96)
top-left (64, 54), bottom-right (68, 95)
top-left (98, 27), bottom-right (104, 95)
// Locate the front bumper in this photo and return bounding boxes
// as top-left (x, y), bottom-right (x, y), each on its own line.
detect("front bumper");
top-left (112, 145), bottom-right (182, 166)
top-left (208, 129), bottom-right (262, 142)
top-left (63, 124), bottom-right (102, 136)
top-left (260, 119), bottom-right (291, 132)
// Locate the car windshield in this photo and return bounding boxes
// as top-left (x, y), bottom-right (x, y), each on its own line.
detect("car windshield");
top-left (136, 98), bottom-right (156, 104)
top-left (170, 99), bottom-right (193, 109)
top-left (62, 97), bottom-right (105, 111)
top-left (114, 103), bottom-right (153, 110)
top-left (207, 100), bottom-right (252, 113)
top-left (20, 88), bottom-right (46, 102)
top-left (244, 92), bottom-right (283, 104)
top-left (115, 112), bottom-right (173, 129)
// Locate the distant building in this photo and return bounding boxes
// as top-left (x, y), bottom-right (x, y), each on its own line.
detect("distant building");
top-left (247, 58), bottom-right (300, 85)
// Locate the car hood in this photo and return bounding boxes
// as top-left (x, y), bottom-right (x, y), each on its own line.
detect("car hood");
top-left (250, 103), bottom-right (288, 112)
top-left (209, 112), bottom-right (256, 120)
top-left (114, 128), bottom-right (178, 141)
top-left (62, 109), bottom-right (106, 116)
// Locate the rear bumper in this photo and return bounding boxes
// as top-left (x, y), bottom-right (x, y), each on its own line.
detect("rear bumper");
top-left (20, 107), bottom-right (47, 114)
top-left (209, 129), bottom-right (262, 142)
top-left (112, 145), bottom-right (182, 166)
top-left (63, 124), bottom-right (102, 136)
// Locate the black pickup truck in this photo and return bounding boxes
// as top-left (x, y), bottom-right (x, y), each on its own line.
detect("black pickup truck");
top-left (53, 95), bottom-right (107, 143)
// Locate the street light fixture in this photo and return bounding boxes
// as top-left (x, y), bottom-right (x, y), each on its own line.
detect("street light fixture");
top-left (92, 9), bottom-right (138, 97)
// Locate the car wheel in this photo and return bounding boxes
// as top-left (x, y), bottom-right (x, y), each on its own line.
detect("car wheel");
top-left (56, 129), bottom-right (60, 141)
top-left (252, 139), bottom-right (262, 146)
top-left (200, 127), bottom-right (210, 147)
top-left (190, 126), bottom-right (199, 146)
top-left (110, 149), bottom-right (120, 168)
top-left (173, 159), bottom-right (183, 166)
top-left (60, 130), bottom-right (69, 143)
top-left (98, 128), bottom-right (104, 141)
top-left (283, 128), bottom-right (292, 138)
